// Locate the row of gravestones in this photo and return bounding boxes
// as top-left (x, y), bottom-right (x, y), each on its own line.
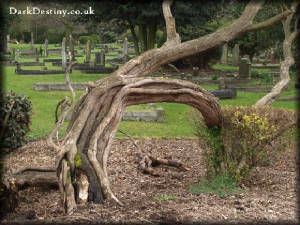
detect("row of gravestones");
top-left (220, 43), bottom-right (279, 66)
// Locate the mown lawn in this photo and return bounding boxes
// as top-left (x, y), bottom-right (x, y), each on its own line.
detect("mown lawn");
top-left (3, 44), bottom-right (298, 139)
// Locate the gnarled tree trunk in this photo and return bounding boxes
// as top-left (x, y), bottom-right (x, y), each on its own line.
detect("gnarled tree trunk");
top-left (43, 0), bottom-right (295, 214)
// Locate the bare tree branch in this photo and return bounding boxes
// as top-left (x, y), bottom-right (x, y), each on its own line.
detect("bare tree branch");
top-left (246, 8), bottom-right (295, 32)
top-left (162, 0), bottom-right (181, 47)
top-left (255, 3), bottom-right (297, 106)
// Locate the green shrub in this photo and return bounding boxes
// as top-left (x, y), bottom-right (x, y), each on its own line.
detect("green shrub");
top-left (78, 34), bottom-right (100, 45)
top-left (212, 75), bottom-right (218, 80)
top-left (260, 73), bottom-right (273, 83)
top-left (191, 106), bottom-right (296, 183)
top-left (78, 36), bottom-right (90, 44)
top-left (0, 91), bottom-right (32, 151)
top-left (251, 70), bottom-right (260, 79)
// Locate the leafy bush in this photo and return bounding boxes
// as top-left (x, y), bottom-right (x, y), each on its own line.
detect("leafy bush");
top-left (251, 71), bottom-right (273, 83)
top-left (251, 70), bottom-right (260, 79)
top-left (78, 34), bottom-right (100, 44)
top-left (212, 75), bottom-right (218, 80)
top-left (260, 73), bottom-right (273, 83)
top-left (78, 36), bottom-right (89, 44)
top-left (101, 31), bottom-right (118, 43)
top-left (191, 106), bottom-right (296, 183)
top-left (0, 92), bottom-right (32, 151)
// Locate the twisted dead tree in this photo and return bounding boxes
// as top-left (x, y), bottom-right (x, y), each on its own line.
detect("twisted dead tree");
top-left (255, 1), bottom-right (299, 106)
top-left (4, 0), bottom-right (296, 215)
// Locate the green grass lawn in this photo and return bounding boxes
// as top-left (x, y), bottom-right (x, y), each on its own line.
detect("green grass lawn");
top-left (3, 44), bottom-right (298, 139)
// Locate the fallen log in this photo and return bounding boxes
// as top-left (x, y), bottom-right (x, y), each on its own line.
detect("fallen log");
top-left (2, 167), bottom-right (57, 214)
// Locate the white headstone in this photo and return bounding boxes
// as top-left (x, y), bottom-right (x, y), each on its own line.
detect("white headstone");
top-left (62, 37), bottom-right (67, 70)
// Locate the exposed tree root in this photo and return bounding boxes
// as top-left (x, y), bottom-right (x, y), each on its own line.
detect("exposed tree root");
top-left (119, 130), bottom-right (190, 177)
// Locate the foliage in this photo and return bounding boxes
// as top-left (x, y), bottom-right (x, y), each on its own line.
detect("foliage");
top-left (251, 70), bottom-right (260, 79)
top-left (260, 73), bottom-right (273, 83)
top-left (0, 91), bottom-right (32, 151)
top-left (251, 71), bottom-right (273, 83)
top-left (191, 106), bottom-right (296, 183)
top-left (228, 2), bottom-right (284, 61)
top-left (102, 31), bottom-right (118, 43)
top-left (212, 75), bottom-right (219, 80)
top-left (189, 175), bottom-right (241, 197)
top-left (78, 34), bottom-right (100, 44)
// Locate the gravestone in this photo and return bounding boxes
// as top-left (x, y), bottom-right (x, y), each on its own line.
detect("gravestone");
top-left (85, 40), bottom-right (91, 63)
top-left (218, 77), bottom-right (226, 90)
top-left (44, 39), bottom-right (48, 57)
top-left (192, 67), bottom-right (199, 76)
top-left (221, 43), bottom-right (228, 64)
top-left (6, 34), bottom-right (11, 54)
top-left (30, 32), bottom-right (34, 51)
top-left (61, 37), bottom-right (67, 70)
top-left (238, 58), bottom-right (251, 79)
top-left (100, 51), bottom-right (105, 66)
top-left (12, 48), bottom-right (15, 60)
top-left (95, 52), bottom-right (100, 65)
top-left (16, 50), bottom-right (20, 61)
top-left (104, 45), bottom-right (109, 53)
top-left (35, 48), bottom-right (39, 62)
top-left (123, 37), bottom-right (128, 56)
top-left (232, 44), bottom-right (240, 66)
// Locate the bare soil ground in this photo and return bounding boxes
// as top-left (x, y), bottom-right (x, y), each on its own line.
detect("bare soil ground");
top-left (1, 138), bottom-right (299, 224)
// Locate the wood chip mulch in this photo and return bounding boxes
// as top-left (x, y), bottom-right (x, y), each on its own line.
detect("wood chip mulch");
top-left (1, 138), bottom-right (298, 224)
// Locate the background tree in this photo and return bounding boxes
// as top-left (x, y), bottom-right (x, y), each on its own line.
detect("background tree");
top-left (229, 2), bottom-right (285, 62)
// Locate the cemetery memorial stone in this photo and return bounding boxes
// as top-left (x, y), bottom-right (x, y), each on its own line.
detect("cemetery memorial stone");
top-left (100, 51), bottom-right (105, 66)
top-left (12, 48), bottom-right (15, 60)
top-left (45, 39), bottom-right (49, 57)
top-left (218, 77), bottom-right (226, 90)
top-left (104, 45), bottom-right (109, 53)
top-left (238, 58), bottom-right (251, 79)
top-left (232, 44), bottom-right (240, 66)
top-left (192, 67), bottom-right (199, 76)
top-left (122, 105), bottom-right (165, 122)
top-left (15, 63), bottom-right (65, 75)
top-left (123, 37), bottom-right (128, 56)
top-left (6, 34), bottom-right (11, 54)
top-left (221, 43), bottom-right (228, 64)
top-left (35, 48), bottom-right (39, 62)
top-left (16, 50), bottom-right (20, 61)
top-left (62, 37), bottom-right (67, 70)
top-left (95, 52), bottom-right (101, 65)
top-left (210, 89), bottom-right (237, 99)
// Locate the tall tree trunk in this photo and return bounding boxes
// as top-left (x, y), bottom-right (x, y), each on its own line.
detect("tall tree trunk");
top-left (138, 24), bottom-right (148, 53)
top-left (147, 23), bottom-right (157, 50)
top-left (128, 20), bottom-right (140, 55)
top-left (45, 0), bottom-right (295, 214)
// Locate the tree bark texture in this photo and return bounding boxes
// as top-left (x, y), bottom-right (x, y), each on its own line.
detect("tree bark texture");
top-left (48, 0), bottom-right (295, 214)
